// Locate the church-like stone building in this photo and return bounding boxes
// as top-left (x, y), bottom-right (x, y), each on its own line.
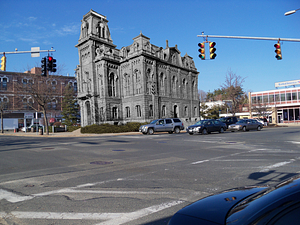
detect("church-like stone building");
top-left (76, 10), bottom-right (199, 126)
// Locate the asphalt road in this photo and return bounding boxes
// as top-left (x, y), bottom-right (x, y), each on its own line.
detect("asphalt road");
top-left (1, 126), bottom-right (300, 225)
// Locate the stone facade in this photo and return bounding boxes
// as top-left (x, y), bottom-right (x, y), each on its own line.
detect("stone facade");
top-left (76, 10), bottom-right (199, 127)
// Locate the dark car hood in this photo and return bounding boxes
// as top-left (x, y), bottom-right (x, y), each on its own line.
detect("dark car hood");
top-left (171, 187), bottom-right (266, 225)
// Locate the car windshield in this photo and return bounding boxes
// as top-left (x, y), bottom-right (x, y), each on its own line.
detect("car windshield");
top-left (236, 120), bottom-right (247, 124)
top-left (150, 120), bottom-right (158, 124)
top-left (195, 120), bottom-right (209, 125)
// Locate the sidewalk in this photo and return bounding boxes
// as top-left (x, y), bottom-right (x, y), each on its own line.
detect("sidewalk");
top-left (0, 128), bottom-right (141, 137)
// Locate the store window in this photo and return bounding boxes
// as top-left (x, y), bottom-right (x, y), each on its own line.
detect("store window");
top-left (281, 93), bottom-right (285, 102)
top-left (269, 94), bottom-right (274, 103)
top-left (263, 95), bottom-right (268, 103)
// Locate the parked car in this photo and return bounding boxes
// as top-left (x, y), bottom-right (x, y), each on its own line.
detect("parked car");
top-left (228, 119), bottom-right (263, 132)
top-left (218, 116), bottom-right (238, 128)
top-left (186, 119), bottom-right (227, 135)
top-left (21, 124), bottom-right (43, 132)
top-left (139, 118), bottom-right (184, 135)
top-left (168, 174), bottom-right (300, 225)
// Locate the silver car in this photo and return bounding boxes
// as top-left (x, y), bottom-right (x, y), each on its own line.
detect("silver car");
top-left (139, 118), bottom-right (184, 135)
top-left (228, 119), bottom-right (263, 132)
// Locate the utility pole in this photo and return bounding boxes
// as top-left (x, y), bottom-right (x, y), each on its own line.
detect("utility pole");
top-left (0, 47), bottom-right (56, 57)
top-left (197, 34), bottom-right (300, 42)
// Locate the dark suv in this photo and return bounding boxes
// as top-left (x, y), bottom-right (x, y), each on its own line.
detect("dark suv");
top-left (218, 116), bottom-right (238, 128)
top-left (139, 118), bottom-right (184, 135)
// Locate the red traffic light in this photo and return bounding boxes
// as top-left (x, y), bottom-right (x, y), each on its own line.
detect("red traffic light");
top-left (274, 43), bottom-right (280, 49)
top-left (48, 56), bottom-right (53, 61)
top-left (198, 43), bottom-right (205, 48)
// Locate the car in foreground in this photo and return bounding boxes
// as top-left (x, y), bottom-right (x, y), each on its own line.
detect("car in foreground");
top-left (186, 119), bottom-right (227, 135)
top-left (139, 118), bottom-right (184, 135)
top-left (228, 119), bottom-right (263, 132)
top-left (168, 174), bottom-right (300, 225)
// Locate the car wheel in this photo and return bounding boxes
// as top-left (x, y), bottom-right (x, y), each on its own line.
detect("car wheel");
top-left (168, 131), bottom-right (174, 134)
top-left (147, 128), bottom-right (154, 135)
top-left (219, 127), bottom-right (224, 133)
top-left (174, 127), bottom-right (180, 134)
top-left (242, 126), bottom-right (247, 132)
top-left (188, 132), bottom-right (193, 135)
top-left (202, 128), bottom-right (208, 135)
top-left (257, 126), bottom-right (262, 131)
top-left (231, 130), bottom-right (235, 132)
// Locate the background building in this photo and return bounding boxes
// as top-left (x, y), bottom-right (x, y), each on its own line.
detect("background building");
top-left (0, 68), bottom-right (77, 130)
top-left (249, 84), bottom-right (300, 124)
top-left (76, 10), bottom-right (199, 127)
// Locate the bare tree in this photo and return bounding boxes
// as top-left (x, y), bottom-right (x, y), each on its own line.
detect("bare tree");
top-left (0, 100), bottom-right (9, 133)
top-left (221, 69), bottom-right (246, 116)
top-left (251, 100), bottom-right (272, 119)
top-left (15, 74), bottom-right (59, 135)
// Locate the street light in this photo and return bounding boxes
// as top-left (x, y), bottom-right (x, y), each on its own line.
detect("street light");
top-left (284, 8), bottom-right (300, 16)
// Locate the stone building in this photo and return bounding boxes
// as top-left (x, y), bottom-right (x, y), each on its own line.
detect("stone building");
top-left (76, 10), bottom-right (199, 126)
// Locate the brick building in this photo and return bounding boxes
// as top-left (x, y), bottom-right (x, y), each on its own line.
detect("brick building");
top-left (76, 10), bottom-right (199, 126)
top-left (0, 68), bottom-right (77, 129)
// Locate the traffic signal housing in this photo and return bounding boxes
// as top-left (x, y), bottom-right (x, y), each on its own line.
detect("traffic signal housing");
top-left (41, 57), bottom-right (47, 76)
top-left (274, 43), bottom-right (282, 60)
top-left (209, 42), bottom-right (217, 59)
top-left (198, 42), bottom-right (205, 60)
top-left (47, 56), bottom-right (57, 72)
top-left (0, 55), bottom-right (6, 71)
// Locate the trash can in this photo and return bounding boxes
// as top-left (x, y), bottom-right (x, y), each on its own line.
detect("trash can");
top-left (39, 128), bottom-right (43, 135)
top-left (31, 127), bottom-right (34, 132)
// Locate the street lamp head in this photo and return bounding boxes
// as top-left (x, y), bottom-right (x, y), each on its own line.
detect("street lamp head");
top-left (284, 10), bottom-right (296, 16)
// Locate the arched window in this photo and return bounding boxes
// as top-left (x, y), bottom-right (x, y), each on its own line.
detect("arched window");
top-left (162, 105), bottom-right (166, 117)
top-left (149, 105), bottom-right (153, 117)
top-left (136, 105), bottom-right (141, 117)
top-left (86, 101), bottom-right (92, 125)
top-left (108, 73), bottom-right (116, 97)
top-left (160, 73), bottom-right (165, 96)
top-left (125, 106), bottom-right (130, 118)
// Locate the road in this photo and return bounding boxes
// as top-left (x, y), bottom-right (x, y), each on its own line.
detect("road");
top-left (0, 126), bottom-right (300, 224)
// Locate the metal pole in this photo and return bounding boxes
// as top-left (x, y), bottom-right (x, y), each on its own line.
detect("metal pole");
top-left (197, 34), bottom-right (300, 42)
top-left (0, 49), bottom-right (56, 55)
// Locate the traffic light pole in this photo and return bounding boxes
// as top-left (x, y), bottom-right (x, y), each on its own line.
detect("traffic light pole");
top-left (0, 48), bottom-right (55, 57)
top-left (197, 34), bottom-right (300, 42)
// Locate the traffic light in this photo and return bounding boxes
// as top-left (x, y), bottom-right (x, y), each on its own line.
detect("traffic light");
top-left (0, 55), bottom-right (6, 71)
top-left (51, 58), bottom-right (57, 72)
top-left (47, 56), bottom-right (53, 71)
top-left (41, 57), bottom-right (47, 76)
top-left (274, 43), bottom-right (282, 60)
top-left (209, 42), bottom-right (217, 59)
top-left (198, 42), bottom-right (205, 60)
top-left (47, 56), bottom-right (57, 72)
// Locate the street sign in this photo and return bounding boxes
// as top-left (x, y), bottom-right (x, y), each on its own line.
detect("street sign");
top-left (31, 47), bottom-right (40, 57)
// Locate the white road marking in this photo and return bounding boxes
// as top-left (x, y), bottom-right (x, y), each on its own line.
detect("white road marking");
top-left (0, 200), bottom-right (184, 224)
top-left (95, 200), bottom-right (184, 225)
top-left (0, 189), bottom-right (33, 203)
top-left (259, 159), bottom-right (295, 172)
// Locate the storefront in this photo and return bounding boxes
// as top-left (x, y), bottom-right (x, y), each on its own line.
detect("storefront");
top-left (249, 83), bottom-right (300, 124)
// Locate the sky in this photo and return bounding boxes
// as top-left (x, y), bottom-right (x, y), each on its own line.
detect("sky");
top-left (1, 0), bottom-right (300, 94)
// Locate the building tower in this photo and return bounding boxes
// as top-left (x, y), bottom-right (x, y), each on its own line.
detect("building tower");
top-left (76, 10), bottom-right (200, 127)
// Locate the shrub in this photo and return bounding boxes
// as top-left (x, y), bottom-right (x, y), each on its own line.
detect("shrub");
top-left (81, 122), bottom-right (147, 134)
